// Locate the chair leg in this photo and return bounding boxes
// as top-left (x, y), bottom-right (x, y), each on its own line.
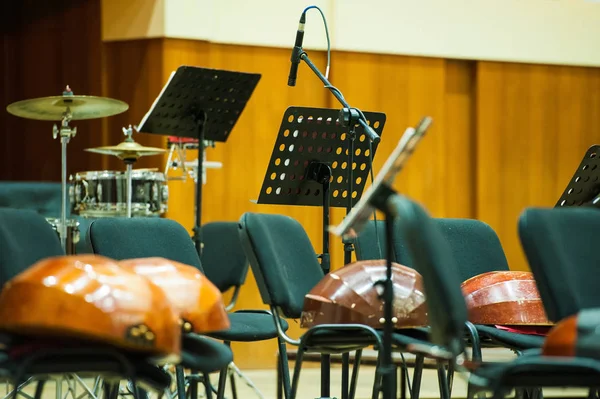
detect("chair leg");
top-left (320, 354), bottom-right (332, 399)
top-left (189, 369), bottom-right (199, 399)
top-left (203, 373), bottom-right (213, 399)
top-left (175, 366), bottom-right (188, 399)
top-left (289, 347), bottom-right (307, 399)
top-left (229, 371), bottom-right (238, 399)
top-left (399, 364), bottom-right (406, 399)
top-left (411, 354), bottom-right (425, 399)
top-left (436, 361), bottom-right (450, 399)
top-left (341, 353), bottom-right (350, 399)
top-left (349, 349), bottom-right (362, 399)
top-left (277, 336), bottom-right (292, 399)
top-left (277, 354), bottom-right (283, 399)
top-left (446, 360), bottom-right (454, 397)
top-left (34, 380), bottom-right (45, 399)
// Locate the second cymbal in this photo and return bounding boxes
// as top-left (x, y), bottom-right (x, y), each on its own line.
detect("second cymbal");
top-left (86, 141), bottom-right (166, 161)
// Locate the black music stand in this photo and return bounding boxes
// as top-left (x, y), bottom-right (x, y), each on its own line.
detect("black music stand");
top-left (555, 145), bottom-right (600, 208)
top-left (256, 106), bottom-right (386, 274)
top-left (138, 66), bottom-right (261, 254)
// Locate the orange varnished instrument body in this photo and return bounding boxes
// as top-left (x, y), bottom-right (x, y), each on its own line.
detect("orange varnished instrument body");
top-left (0, 255), bottom-right (181, 362)
top-left (301, 260), bottom-right (428, 329)
top-left (119, 258), bottom-right (230, 334)
top-left (462, 271), bottom-right (551, 326)
top-left (542, 314), bottom-right (577, 357)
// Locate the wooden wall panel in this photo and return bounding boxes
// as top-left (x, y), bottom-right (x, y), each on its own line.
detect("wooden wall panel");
top-left (476, 61), bottom-right (600, 270)
top-left (101, 39), bottom-right (166, 171)
top-left (327, 53), bottom-right (476, 221)
top-left (0, 0), bottom-right (104, 181)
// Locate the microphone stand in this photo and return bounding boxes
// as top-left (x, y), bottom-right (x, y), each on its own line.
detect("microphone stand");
top-left (292, 48), bottom-right (384, 399)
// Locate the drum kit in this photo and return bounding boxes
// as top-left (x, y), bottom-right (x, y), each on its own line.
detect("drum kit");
top-left (6, 86), bottom-right (223, 253)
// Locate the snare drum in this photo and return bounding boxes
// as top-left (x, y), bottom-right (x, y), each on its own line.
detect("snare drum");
top-left (46, 218), bottom-right (80, 255)
top-left (70, 169), bottom-right (168, 218)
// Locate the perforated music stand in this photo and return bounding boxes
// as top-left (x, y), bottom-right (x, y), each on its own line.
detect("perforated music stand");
top-left (256, 106), bottom-right (386, 273)
top-left (555, 145), bottom-right (600, 208)
top-left (138, 66), bottom-right (261, 253)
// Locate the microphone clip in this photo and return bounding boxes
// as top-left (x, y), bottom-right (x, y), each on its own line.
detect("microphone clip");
top-left (290, 46), bottom-right (305, 65)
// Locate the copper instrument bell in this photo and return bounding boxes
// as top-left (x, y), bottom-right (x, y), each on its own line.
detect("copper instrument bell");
top-left (301, 260), bottom-right (428, 329)
top-left (461, 271), bottom-right (552, 327)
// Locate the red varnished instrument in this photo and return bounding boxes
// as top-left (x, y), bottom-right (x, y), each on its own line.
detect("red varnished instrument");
top-left (119, 258), bottom-right (230, 334)
top-left (542, 314), bottom-right (577, 357)
top-left (542, 309), bottom-right (600, 358)
top-left (461, 271), bottom-right (552, 326)
top-left (301, 260), bottom-right (428, 329)
top-left (0, 255), bottom-right (181, 362)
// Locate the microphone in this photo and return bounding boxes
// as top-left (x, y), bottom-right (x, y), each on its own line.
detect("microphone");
top-left (288, 12), bottom-right (307, 87)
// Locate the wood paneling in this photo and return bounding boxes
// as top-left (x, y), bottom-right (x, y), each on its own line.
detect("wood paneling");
top-left (327, 53), bottom-right (477, 221)
top-left (0, 0), bottom-right (105, 181)
top-left (476, 61), bottom-right (600, 270)
top-left (101, 39), bottom-right (166, 171)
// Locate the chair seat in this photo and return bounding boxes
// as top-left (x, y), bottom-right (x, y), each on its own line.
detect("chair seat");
top-left (473, 354), bottom-right (600, 391)
top-left (475, 325), bottom-right (545, 351)
top-left (208, 311), bottom-right (289, 342)
top-left (181, 334), bottom-right (233, 372)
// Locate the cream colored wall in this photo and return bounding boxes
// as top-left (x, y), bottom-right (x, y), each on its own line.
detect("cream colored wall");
top-left (102, 0), bottom-right (600, 66)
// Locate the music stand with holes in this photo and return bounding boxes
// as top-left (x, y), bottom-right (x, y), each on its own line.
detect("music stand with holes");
top-left (555, 145), bottom-right (600, 208)
top-left (256, 106), bottom-right (386, 274)
top-left (138, 65), bottom-right (261, 254)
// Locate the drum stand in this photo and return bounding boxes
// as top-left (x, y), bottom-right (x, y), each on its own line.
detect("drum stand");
top-left (52, 110), bottom-right (77, 252)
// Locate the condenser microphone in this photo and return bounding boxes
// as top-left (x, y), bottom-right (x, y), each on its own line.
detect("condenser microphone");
top-left (288, 12), bottom-right (307, 87)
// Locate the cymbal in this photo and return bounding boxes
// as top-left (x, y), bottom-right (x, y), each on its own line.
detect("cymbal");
top-left (85, 141), bottom-right (166, 161)
top-left (7, 95), bottom-right (129, 121)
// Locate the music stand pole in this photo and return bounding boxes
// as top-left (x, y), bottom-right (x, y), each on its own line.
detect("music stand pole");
top-left (193, 120), bottom-right (206, 255)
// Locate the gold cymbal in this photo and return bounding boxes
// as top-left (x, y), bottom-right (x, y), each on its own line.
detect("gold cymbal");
top-left (85, 141), bottom-right (166, 161)
top-left (7, 95), bottom-right (129, 121)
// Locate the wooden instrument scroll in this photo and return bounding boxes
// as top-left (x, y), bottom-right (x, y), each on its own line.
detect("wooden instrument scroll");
top-left (462, 271), bottom-right (551, 326)
top-left (119, 258), bottom-right (230, 334)
top-left (301, 260), bottom-right (428, 329)
top-left (0, 255), bottom-right (181, 362)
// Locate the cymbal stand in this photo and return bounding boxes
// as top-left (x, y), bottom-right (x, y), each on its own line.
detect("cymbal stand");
top-left (122, 126), bottom-right (137, 218)
top-left (164, 142), bottom-right (188, 180)
top-left (52, 109), bottom-right (77, 252)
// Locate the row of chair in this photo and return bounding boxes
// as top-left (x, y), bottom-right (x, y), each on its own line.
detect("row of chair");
top-left (1, 196), bottom-right (599, 399)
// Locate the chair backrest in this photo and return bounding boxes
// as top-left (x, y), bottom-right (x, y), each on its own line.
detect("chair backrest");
top-left (0, 182), bottom-right (65, 218)
top-left (518, 206), bottom-right (599, 322)
top-left (390, 196), bottom-right (467, 355)
top-left (201, 222), bottom-right (249, 292)
top-left (86, 217), bottom-right (204, 272)
top-left (238, 212), bottom-right (325, 319)
top-left (355, 218), bottom-right (510, 281)
top-left (0, 207), bottom-right (64, 286)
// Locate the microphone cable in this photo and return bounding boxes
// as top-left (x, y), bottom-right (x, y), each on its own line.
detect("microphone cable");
top-left (301, 5), bottom-right (331, 79)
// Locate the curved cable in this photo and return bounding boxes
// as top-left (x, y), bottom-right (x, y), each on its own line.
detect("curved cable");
top-left (303, 5), bottom-right (331, 78)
